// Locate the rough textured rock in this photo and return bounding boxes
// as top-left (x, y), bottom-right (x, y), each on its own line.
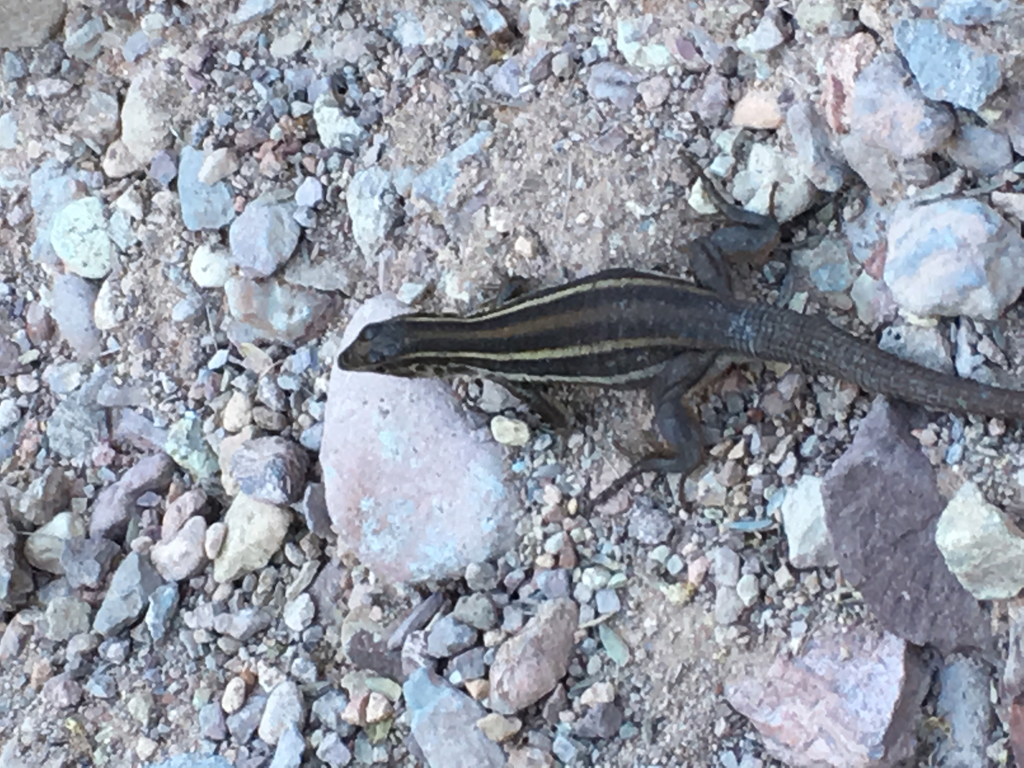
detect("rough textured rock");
top-left (489, 598), bottom-right (579, 714)
top-left (213, 494), bottom-right (291, 583)
top-left (726, 627), bottom-right (928, 767)
top-left (821, 398), bottom-right (989, 653)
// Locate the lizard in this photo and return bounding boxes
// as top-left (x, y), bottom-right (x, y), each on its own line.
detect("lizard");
top-left (337, 155), bottom-right (1024, 505)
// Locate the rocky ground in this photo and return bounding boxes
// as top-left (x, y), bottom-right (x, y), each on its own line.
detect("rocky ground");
top-left (3, 0), bottom-right (1024, 766)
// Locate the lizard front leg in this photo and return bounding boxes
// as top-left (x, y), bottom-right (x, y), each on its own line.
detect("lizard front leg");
top-left (681, 154), bottom-right (780, 295)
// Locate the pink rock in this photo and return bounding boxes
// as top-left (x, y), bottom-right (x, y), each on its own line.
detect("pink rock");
top-left (161, 488), bottom-right (208, 541)
top-left (726, 627), bottom-right (928, 767)
top-left (150, 516), bottom-right (208, 582)
top-left (321, 296), bottom-right (517, 584)
top-left (489, 598), bottom-right (579, 714)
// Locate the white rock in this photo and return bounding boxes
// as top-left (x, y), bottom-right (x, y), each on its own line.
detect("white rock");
top-left (936, 481), bottom-right (1024, 600)
top-left (779, 475), bottom-right (837, 569)
top-left (190, 244), bottom-right (232, 289)
top-left (25, 512), bottom-right (85, 574)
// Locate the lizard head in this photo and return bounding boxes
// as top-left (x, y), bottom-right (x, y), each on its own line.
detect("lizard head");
top-left (337, 320), bottom-right (411, 374)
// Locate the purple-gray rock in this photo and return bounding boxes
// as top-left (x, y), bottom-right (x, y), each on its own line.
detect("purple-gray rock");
top-left (145, 583), bottom-right (180, 641)
top-left (586, 62), bottom-right (642, 110)
top-left (821, 399), bottom-right (990, 653)
top-left (426, 614), bottom-right (478, 658)
top-left (226, 694), bottom-right (267, 743)
top-left (574, 702), bottom-right (624, 739)
top-left (299, 483), bottom-right (333, 538)
top-left (269, 723), bottom-right (306, 768)
top-left (199, 701), bottom-right (228, 741)
top-left (61, 535), bottom-right (120, 589)
top-left (50, 273), bottom-right (103, 361)
top-left (89, 453), bottom-right (176, 540)
top-left (93, 552), bottom-right (164, 637)
top-left (259, 680), bottom-right (306, 746)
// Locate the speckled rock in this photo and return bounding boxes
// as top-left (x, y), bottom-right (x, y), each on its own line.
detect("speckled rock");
top-left (322, 295), bottom-right (517, 584)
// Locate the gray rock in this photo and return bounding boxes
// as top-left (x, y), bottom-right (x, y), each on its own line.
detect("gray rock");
top-left (426, 614), bottom-right (478, 658)
top-left (313, 94), bottom-right (369, 153)
top-left (894, 18), bottom-right (1002, 112)
top-left (93, 553), bottom-right (164, 637)
top-left (316, 732), bottom-right (353, 767)
top-left (447, 646), bottom-right (486, 683)
top-left (311, 689), bottom-right (350, 733)
top-left (574, 702), bottom-right (624, 739)
top-left (0, 0), bottom-right (65, 48)
top-left (223, 276), bottom-right (335, 345)
top-left (178, 146), bottom-right (236, 231)
top-left (16, 466), bottom-right (72, 527)
top-left (884, 197), bottom-right (1024, 320)
top-left (199, 701), bottom-right (227, 741)
top-left (626, 501), bottom-right (673, 544)
top-left (2, 52), bottom-right (27, 81)
top-left (85, 667), bottom-right (117, 698)
top-left (452, 594), bottom-right (497, 631)
top-left (935, 655), bottom-right (990, 768)
top-left (228, 197), bottom-right (301, 277)
top-left (61, 535), bottom-right (119, 589)
top-left (144, 756), bottom-right (233, 768)
top-left (299, 483), bottom-right (333, 538)
top-left (409, 130), bottom-right (490, 210)
top-left (212, 607), bottom-right (274, 640)
top-left (145, 583), bottom-right (180, 641)
top-left (779, 475), bottom-right (837, 569)
top-left (43, 595), bottom-right (92, 642)
top-left (259, 681), bottom-right (306, 746)
top-left (50, 197), bottom-right (114, 279)
top-left (121, 64), bottom-right (186, 167)
top-left (791, 235), bottom-right (856, 294)
top-left (346, 167), bottom-right (396, 259)
top-left (150, 516), bottom-right (208, 582)
top-left (786, 100), bottom-right (845, 193)
top-left (948, 124), bottom-right (1014, 176)
top-left (226, 694), bottom-right (267, 743)
top-left (294, 177), bottom-right (323, 208)
top-left (404, 668), bottom-right (505, 768)
top-left (586, 62), bottom-right (642, 110)
top-left (269, 723), bottom-right (306, 768)
top-left (935, 481), bottom-right (1024, 600)
top-left (50, 273), bottom-right (103, 362)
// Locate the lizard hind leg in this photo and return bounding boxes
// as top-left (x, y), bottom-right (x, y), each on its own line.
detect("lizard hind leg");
top-left (586, 352), bottom-right (716, 511)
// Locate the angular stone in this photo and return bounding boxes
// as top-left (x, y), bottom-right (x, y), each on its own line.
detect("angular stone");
top-left (821, 399), bottom-right (989, 653)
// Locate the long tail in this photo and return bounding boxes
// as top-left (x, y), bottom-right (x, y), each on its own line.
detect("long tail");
top-left (745, 304), bottom-right (1024, 419)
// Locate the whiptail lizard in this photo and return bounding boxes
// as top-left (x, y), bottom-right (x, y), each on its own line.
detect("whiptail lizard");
top-left (338, 157), bottom-right (1024, 504)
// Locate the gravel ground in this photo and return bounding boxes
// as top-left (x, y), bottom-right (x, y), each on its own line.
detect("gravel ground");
top-left (3, 0), bottom-right (1024, 767)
